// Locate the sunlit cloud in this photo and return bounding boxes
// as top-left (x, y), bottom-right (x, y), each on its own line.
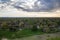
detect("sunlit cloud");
top-left (0, 0), bottom-right (60, 17)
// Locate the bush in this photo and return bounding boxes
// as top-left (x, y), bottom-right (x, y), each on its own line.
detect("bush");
top-left (32, 24), bottom-right (38, 32)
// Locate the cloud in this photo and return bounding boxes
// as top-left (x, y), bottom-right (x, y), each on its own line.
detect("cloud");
top-left (0, 0), bottom-right (60, 17)
top-left (0, 0), bottom-right (60, 12)
top-left (57, 0), bottom-right (60, 8)
top-left (12, 0), bottom-right (60, 12)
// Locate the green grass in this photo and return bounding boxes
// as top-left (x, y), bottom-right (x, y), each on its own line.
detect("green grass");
top-left (0, 29), bottom-right (44, 39)
top-left (47, 37), bottom-right (60, 40)
top-left (0, 29), bottom-right (60, 40)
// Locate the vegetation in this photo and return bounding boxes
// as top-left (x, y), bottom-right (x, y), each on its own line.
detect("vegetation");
top-left (0, 18), bottom-right (60, 39)
top-left (0, 29), bottom-right (43, 40)
top-left (47, 37), bottom-right (60, 40)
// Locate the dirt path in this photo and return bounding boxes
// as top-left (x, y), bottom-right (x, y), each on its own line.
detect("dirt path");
top-left (2, 32), bottom-right (60, 40)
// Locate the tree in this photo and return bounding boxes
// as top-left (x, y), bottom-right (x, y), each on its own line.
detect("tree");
top-left (1, 22), bottom-right (8, 30)
top-left (32, 24), bottom-right (38, 32)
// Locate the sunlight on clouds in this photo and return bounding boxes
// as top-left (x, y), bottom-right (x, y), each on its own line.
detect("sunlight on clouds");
top-left (0, 7), bottom-right (60, 17)
top-left (0, 0), bottom-right (60, 17)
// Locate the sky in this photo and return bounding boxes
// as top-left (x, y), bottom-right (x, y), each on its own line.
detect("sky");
top-left (0, 0), bottom-right (60, 17)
